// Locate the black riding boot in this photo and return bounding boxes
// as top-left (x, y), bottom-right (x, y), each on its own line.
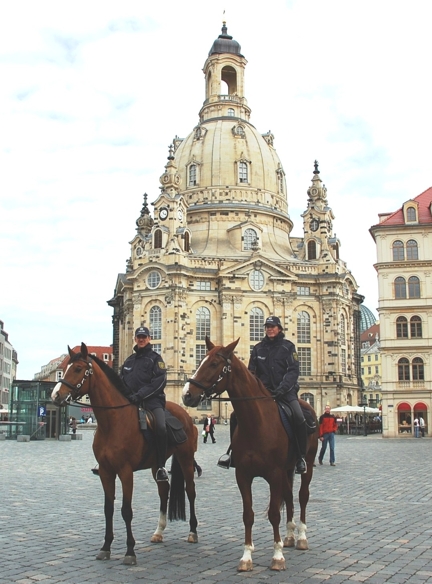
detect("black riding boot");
top-left (155, 433), bottom-right (168, 481)
top-left (295, 420), bottom-right (308, 474)
top-left (217, 412), bottom-right (237, 469)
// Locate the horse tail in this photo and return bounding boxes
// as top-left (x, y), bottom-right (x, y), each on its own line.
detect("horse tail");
top-left (168, 455), bottom-right (186, 522)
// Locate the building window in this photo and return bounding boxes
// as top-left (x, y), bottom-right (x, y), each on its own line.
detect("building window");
top-left (410, 316), bottom-right (422, 338)
top-left (56, 371), bottom-right (63, 381)
top-left (189, 164), bottom-right (197, 186)
top-left (250, 307), bottom-right (264, 341)
top-left (103, 353), bottom-right (109, 361)
top-left (184, 231), bottom-right (190, 252)
top-left (196, 281), bottom-right (211, 290)
top-left (239, 161), bottom-right (248, 183)
top-left (147, 271), bottom-right (161, 289)
top-left (340, 314), bottom-right (346, 345)
top-left (407, 207), bottom-right (417, 221)
top-left (392, 240), bottom-right (404, 261)
top-left (368, 366), bottom-right (371, 375)
top-left (375, 366), bottom-right (379, 374)
top-left (307, 240), bottom-right (317, 260)
top-left (152, 343), bottom-right (162, 355)
top-left (396, 316), bottom-right (408, 338)
top-left (406, 240), bottom-right (418, 260)
top-left (412, 357), bottom-right (424, 381)
top-left (300, 392), bottom-right (314, 408)
top-left (154, 229), bottom-right (162, 249)
top-left (297, 286), bottom-right (310, 296)
top-left (398, 358), bottom-right (410, 381)
top-left (196, 307), bottom-right (210, 341)
top-left (195, 344), bottom-right (207, 370)
top-left (342, 348), bottom-right (347, 375)
top-left (227, 108), bottom-right (235, 116)
top-left (249, 270), bottom-right (264, 291)
top-left (197, 397), bottom-right (212, 411)
top-left (394, 277), bottom-right (407, 299)
top-left (150, 306), bottom-right (162, 339)
top-left (408, 276), bottom-right (420, 298)
top-left (244, 228), bottom-right (258, 250)
top-left (298, 347), bottom-right (311, 376)
top-left (297, 311), bottom-right (311, 343)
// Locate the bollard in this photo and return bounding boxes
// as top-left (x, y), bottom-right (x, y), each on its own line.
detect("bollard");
top-left (71, 434), bottom-right (83, 440)
top-left (59, 434), bottom-right (72, 441)
top-left (17, 435), bottom-right (30, 442)
top-left (0, 433), bottom-right (6, 440)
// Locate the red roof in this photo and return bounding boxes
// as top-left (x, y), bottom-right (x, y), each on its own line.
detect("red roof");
top-left (374, 187), bottom-right (432, 227)
top-left (360, 323), bottom-right (380, 343)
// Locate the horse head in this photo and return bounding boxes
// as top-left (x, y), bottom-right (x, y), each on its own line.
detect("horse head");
top-left (51, 342), bottom-right (94, 406)
top-left (182, 337), bottom-right (239, 407)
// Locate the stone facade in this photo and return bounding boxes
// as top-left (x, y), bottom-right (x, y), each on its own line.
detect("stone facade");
top-left (370, 187), bottom-right (432, 437)
top-left (108, 25), bottom-right (363, 419)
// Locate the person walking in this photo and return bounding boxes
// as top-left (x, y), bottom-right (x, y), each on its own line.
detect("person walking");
top-left (419, 415), bottom-right (426, 437)
top-left (202, 414), bottom-right (216, 443)
top-left (413, 416), bottom-right (420, 438)
top-left (69, 417), bottom-right (77, 434)
top-left (120, 326), bottom-right (169, 482)
top-left (318, 405), bottom-right (338, 466)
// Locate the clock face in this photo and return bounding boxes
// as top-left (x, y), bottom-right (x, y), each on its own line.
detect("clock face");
top-left (177, 208), bottom-right (183, 221)
top-left (159, 207), bottom-right (168, 220)
top-left (310, 219), bottom-right (319, 232)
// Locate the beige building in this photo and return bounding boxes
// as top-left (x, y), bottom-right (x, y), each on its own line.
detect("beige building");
top-left (360, 323), bottom-right (382, 407)
top-left (109, 24), bottom-right (363, 419)
top-left (370, 187), bottom-right (432, 437)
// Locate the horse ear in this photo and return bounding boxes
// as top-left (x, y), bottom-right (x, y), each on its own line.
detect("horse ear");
top-left (226, 338), bottom-right (240, 354)
top-left (205, 336), bottom-right (214, 350)
top-left (81, 343), bottom-right (88, 358)
top-left (68, 345), bottom-right (74, 358)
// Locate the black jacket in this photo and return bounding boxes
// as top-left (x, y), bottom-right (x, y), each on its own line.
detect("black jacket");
top-left (248, 332), bottom-right (300, 402)
top-left (120, 344), bottom-right (167, 409)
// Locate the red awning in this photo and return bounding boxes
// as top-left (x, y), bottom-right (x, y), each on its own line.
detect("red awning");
top-left (398, 402), bottom-right (411, 411)
top-left (414, 402), bottom-right (427, 411)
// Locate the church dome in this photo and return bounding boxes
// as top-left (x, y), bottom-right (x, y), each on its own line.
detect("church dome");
top-left (208, 23), bottom-right (243, 57)
top-left (360, 305), bottom-right (377, 333)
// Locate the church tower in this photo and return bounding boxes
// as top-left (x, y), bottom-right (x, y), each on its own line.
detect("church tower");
top-left (109, 24), bottom-right (363, 417)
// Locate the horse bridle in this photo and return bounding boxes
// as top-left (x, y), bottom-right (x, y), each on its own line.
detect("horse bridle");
top-left (58, 357), bottom-right (94, 403)
top-left (186, 352), bottom-right (231, 399)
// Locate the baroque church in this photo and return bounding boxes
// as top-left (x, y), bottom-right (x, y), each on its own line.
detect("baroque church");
top-left (108, 24), bottom-right (364, 418)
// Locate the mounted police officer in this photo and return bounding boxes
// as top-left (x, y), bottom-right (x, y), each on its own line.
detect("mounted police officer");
top-left (218, 316), bottom-right (307, 474)
top-left (120, 326), bottom-right (169, 482)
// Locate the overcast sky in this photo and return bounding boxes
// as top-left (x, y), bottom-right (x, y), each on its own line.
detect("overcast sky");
top-left (2, 0), bottom-right (431, 379)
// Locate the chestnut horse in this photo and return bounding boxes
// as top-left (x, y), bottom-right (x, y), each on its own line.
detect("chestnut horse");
top-left (51, 343), bottom-right (198, 565)
top-left (182, 338), bottom-right (318, 572)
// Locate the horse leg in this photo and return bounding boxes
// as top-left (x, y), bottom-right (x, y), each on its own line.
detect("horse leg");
top-left (182, 457), bottom-right (198, 543)
top-left (96, 469), bottom-right (115, 561)
top-left (268, 477), bottom-right (286, 571)
top-left (296, 467), bottom-right (312, 551)
top-left (236, 472), bottom-right (254, 572)
top-left (283, 469), bottom-right (296, 548)
top-left (150, 470), bottom-right (169, 543)
top-left (117, 468), bottom-right (137, 565)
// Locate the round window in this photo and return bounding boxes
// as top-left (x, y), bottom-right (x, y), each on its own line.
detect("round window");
top-left (147, 271), bottom-right (161, 289)
top-left (249, 270), bottom-right (264, 291)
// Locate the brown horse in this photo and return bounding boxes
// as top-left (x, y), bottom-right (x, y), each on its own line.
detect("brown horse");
top-left (182, 337), bottom-right (318, 572)
top-left (51, 343), bottom-right (199, 565)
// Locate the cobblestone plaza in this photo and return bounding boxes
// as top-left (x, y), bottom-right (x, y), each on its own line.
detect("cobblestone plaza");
top-left (2, 425), bottom-right (432, 583)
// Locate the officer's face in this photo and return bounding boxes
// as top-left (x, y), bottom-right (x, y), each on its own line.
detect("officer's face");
top-left (135, 335), bottom-right (151, 348)
top-left (265, 325), bottom-right (280, 339)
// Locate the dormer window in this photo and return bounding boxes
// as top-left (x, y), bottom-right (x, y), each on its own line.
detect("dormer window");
top-left (407, 207), bottom-right (417, 222)
top-left (189, 164), bottom-right (197, 186)
top-left (227, 108), bottom-right (235, 116)
top-left (243, 228), bottom-right (258, 250)
top-left (239, 161), bottom-right (248, 183)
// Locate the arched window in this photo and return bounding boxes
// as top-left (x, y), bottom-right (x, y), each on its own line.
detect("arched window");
top-left (297, 311), bottom-right (311, 343)
top-left (249, 307), bottom-right (264, 341)
top-left (392, 240), bottom-right (404, 261)
top-left (410, 315), bottom-right (422, 338)
top-left (149, 306), bottom-right (162, 340)
top-left (408, 276), bottom-right (420, 298)
top-left (244, 228), bottom-right (258, 250)
top-left (189, 164), bottom-right (197, 186)
top-left (407, 207), bottom-right (417, 221)
top-left (412, 357), bottom-right (424, 381)
top-left (227, 108), bottom-right (235, 116)
top-left (307, 240), bottom-right (317, 260)
top-left (184, 231), bottom-right (190, 252)
top-left (394, 277), bottom-right (406, 299)
top-left (300, 392), bottom-right (315, 408)
top-left (239, 161), bottom-right (248, 183)
top-left (154, 229), bottom-right (162, 249)
top-left (196, 307), bottom-right (210, 341)
top-left (406, 240), bottom-right (418, 260)
top-left (249, 270), bottom-right (264, 291)
top-left (340, 314), bottom-right (346, 345)
top-left (396, 316), bottom-right (408, 338)
top-left (398, 358), bottom-right (410, 381)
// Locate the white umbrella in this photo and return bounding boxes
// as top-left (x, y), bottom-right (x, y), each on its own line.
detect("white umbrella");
top-left (330, 405), bottom-right (380, 434)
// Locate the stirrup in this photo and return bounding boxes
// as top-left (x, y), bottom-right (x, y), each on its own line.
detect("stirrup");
top-left (295, 458), bottom-right (307, 475)
top-left (217, 453), bottom-right (231, 470)
top-left (91, 466), bottom-right (100, 476)
top-left (156, 467), bottom-right (169, 482)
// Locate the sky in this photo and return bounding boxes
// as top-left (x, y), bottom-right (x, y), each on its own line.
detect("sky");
top-left (2, 0), bottom-right (432, 379)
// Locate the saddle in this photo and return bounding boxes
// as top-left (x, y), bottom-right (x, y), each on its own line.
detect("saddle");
top-left (138, 407), bottom-right (187, 445)
top-left (277, 402), bottom-right (317, 438)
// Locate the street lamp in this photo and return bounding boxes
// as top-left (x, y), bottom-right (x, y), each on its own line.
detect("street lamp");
top-left (225, 402), bottom-right (228, 424)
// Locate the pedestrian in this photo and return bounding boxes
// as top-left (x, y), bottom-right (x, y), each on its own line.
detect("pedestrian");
top-left (413, 416), bottom-right (420, 438)
top-left (120, 326), bottom-right (169, 482)
top-left (202, 415), bottom-right (216, 443)
top-left (69, 417), bottom-right (77, 434)
top-left (218, 315), bottom-right (307, 474)
top-left (318, 405), bottom-right (338, 466)
top-left (419, 415), bottom-right (426, 437)
top-left (87, 414), bottom-right (93, 423)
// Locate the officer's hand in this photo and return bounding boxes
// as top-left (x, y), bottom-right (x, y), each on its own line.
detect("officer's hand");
top-left (272, 390), bottom-right (285, 401)
top-left (129, 394), bottom-right (141, 405)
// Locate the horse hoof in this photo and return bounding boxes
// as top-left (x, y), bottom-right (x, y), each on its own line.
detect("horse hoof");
top-left (238, 560), bottom-right (253, 572)
top-left (122, 555), bottom-right (137, 565)
top-left (187, 532), bottom-right (198, 543)
top-left (283, 536), bottom-right (295, 548)
top-left (271, 558), bottom-right (286, 571)
top-left (296, 539), bottom-right (309, 550)
top-left (96, 550), bottom-right (110, 560)
top-left (150, 534), bottom-right (164, 543)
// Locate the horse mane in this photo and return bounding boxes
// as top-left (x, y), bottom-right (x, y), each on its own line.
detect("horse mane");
top-left (71, 351), bottom-right (131, 398)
